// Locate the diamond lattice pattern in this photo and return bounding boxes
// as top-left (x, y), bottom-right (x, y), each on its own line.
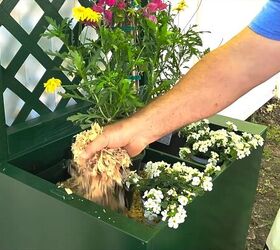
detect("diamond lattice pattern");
top-left (0, 0), bottom-right (84, 127)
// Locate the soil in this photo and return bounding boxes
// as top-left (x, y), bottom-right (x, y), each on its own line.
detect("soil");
top-left (246, 98), bottom-right (280, 250)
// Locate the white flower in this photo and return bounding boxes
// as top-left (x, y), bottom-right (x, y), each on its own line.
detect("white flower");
top-left (161, 210), bottom-right (168, 221)
top-left (168, 204), bottom-right (177, 212)
top-left (191, 176), bottom-right (201, 186)
top-left (207, 156), bottom-right (218, 167)
top-left (194, 140), bottom-right (212, 153)
top-left (235, 142), bottom-right (244, 150)
top-left (189, 133), bottom-right (201, 140)
top-left (226, 121), bottom-right (238, 131)
top-left (198, 129), bottom-right (206, 135)
top-left (125, 171), bottom-right (141, 189)
top-left (183, 174), bottom-right (193, 182)
top-left (152, 203), bottom-right (162, 214)
top-left (179, 147), bottom-right (191, 159)
top-left (173, 162), bottom-right (184, 172)
top-left (230, 132), bottom-right (242, 143)
top-left (224, 147), bottom-right (231, 154)
top-left (167, 206), bottom-right (187, 228)
top-left (210, 129), bottom-right (228, 147)
top-left (192, 142), bottom-right (200, 151)
top-left (178, 195), bottom-right (188, 206)
top-left (143, 198), bottom-right (156, 209)
top-left (143, 197), bottom-right (162, 215)
top-left (214, 165), bottom-right (221, 172)
top-left (184, 190), bottom-right (196, 198)
top-left (175, 206), bottom-right (187, 223)
top-left (168, 217), bottom-right (179, 229)
top-left (242, 132), bottom-right (252, 139)
top-left (144, 161), bottom-right (162, 178)
top-left (204, 163), bottom-right (214, 173)
top-left (254, 134), bottom-right (264, 146)
top-left (167, 189), bottom-right (177, 197)
top-left (249, 138), bottom-right (259, 148)
top-left (237, 150), bottom-right (246, 159)
top-left (204, 119), bottom-right (210, 124)
top-left (202, 176), bottom-right (213, 191)
top-left (210, 151), bottom-right (219, 159)
top-left (143, 188), bottom-right (164, 202)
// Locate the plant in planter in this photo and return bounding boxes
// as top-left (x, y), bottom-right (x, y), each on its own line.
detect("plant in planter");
top-left (42, 0), bottom-right (209, 127)
top-left (178, 119), bottom-right (264, 169)
top-left (125, 159), bottom-right (223, 229)
top-left (135, 1), bottom-right (209, 103)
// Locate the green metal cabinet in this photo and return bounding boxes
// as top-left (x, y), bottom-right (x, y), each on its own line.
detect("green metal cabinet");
top-left (0, 1), bottom-right (266, 249)
top-left (0, 125), bottom-right (266, 250)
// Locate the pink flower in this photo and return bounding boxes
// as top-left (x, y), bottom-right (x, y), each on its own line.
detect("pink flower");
top-left (117, 1), bottom-right (126, 10)
top-left (104, 9), bottom-right (113, 24)
top-left (92, 4), bottom-right (104, 13)
top-left (148, 15), bottom-right (157, 23)
top-left (146, 2), bottom-right (158, 13)
top-left (151, 0), bottom-right (168, 11)
top-left (145, 0), bottom-right (168, 14)
top-left (105, 0), bottom-right (116, 6)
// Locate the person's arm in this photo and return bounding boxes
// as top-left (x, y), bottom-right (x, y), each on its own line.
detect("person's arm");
top-left (83, 27), bottom-right (280, 158)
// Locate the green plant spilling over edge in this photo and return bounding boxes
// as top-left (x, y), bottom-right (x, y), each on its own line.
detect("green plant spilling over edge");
top-left (42, 0), bottom-right (209, 128)
top-left (125, 160), bottom-right (216, 229)
top-left (125, 119), bottom-right (264, 229)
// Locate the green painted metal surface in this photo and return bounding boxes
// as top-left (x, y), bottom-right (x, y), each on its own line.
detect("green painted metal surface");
top-left (0, 136), bottom-right (265, 250)
top-left (148, 117), bottom-right (267, 249)
top-left (0, 1), bottom-right (267, 249)
top-left (149, 145), bottom-right (265, 250)
top-left (0, 163), bottom-right (153, 250)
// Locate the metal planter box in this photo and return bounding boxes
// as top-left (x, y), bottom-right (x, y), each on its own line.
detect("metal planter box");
top-left (0, 114), bottom-right (266, 250)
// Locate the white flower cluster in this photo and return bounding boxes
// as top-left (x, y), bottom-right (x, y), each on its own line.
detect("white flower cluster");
top-left (179, 119), bottom-right (264, 164)
top-left (125, 170), bottom-right (141, 189)
top-left (143, 188), bottom-right (163, 217)
top-left (125, 161), bottom-right (214, 229)
top-left (226, 121), bottom-right (238, 132)
top-left (144, 161), bottom-right (167, 178)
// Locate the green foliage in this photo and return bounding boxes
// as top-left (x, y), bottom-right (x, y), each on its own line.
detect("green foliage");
top-left (137, 10), bottom-right (209, 102)
top-left (41, 1), bottom-right (209, 127)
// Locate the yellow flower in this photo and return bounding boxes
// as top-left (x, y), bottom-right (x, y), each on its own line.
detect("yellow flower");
top-left (73, 6), bottom-right (87, 21)
top-left (84, 8), bottom-right (102, 22)
top-left (72, 6), bottom-right (101, 23)
top-left (173, 0), bottom-right (188, 12)
top-left (44, 77), bottom-right (61, 93)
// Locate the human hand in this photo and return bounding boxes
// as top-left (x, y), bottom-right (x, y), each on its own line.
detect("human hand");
top-left (81, 118), bottom-right (150, 160)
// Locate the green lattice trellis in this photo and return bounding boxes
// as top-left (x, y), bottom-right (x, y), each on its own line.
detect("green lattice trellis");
top-left (0, 0), bottom-right (91, 162)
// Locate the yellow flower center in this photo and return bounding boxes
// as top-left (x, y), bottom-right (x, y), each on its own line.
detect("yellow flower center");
top-left (44, 77), bottom-right (62, 93)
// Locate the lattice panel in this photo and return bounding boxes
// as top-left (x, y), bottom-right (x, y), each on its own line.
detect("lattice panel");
top-left (0, 0), bottom-right (88, 127)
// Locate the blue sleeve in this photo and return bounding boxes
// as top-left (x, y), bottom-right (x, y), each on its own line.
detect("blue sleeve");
top-left (249, 0), bottom-right (280, 41)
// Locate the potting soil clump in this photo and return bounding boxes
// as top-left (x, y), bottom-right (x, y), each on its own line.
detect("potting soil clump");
top-left (60, 123), bottom-right (131, 211)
